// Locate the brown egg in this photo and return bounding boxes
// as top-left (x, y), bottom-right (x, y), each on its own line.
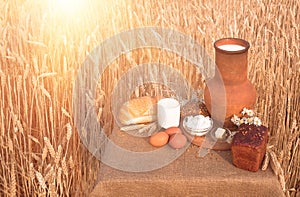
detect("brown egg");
top-left (168, 133), bottom-right (187, 149)
top-left (165, 127), bottom-right (182, 136)
top-left (149, 131), bottom-right (169, 147)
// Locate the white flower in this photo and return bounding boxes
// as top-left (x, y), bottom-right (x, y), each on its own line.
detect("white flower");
top-left (246, 109), bottom-right (255, 117)
top-left (253, 117), bottom-right (262, 126)
top-left (231, 114), bottom-right (239, 123)
top-left (242, 117), bottom-right (248, 124)
top-left (241, 108), bottom-right (248, 115)
top-left (231, 114), bottom-right (242, 126)
top-left (232, 108), bottom-right (261, 126)
top-left (239, 118), bottom-right (244, 125)
top-left (247, 117), bottom-right (254, 125)
top-left (235, 120), bottom-right (241, 126)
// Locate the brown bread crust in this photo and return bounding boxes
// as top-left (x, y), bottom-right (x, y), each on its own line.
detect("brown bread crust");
top-left (232, 124), bottom-right (268, 172)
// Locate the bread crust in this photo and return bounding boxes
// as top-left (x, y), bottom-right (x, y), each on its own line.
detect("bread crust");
top-left (231, 124), bottom-right (268, 172)
top-left (118, 96), bottom-right (159, 125)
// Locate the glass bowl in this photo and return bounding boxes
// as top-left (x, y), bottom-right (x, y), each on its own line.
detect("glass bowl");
top-left (182, 115), bottom-right (213, 136)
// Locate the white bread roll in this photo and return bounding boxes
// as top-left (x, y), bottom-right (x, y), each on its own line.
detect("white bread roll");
top-left (118, 96), bottom-right (159, 125)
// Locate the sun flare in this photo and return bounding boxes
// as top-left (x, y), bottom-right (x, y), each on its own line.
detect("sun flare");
top-left (50, 0), bottom-right (86, 15)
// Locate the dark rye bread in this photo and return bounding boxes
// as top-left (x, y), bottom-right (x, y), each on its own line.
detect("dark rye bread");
top-left (231, 124), bottom-right (268, 172)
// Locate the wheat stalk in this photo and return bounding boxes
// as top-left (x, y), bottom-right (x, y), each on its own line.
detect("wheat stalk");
top-left (68, 156), bottom-right (75, 170)
top-left (44, 166), bottom-right (54, 183)
top-left (49, 176), bottom-right (57, 197)
top-left (66, 123), bottom-right (72, 142)
top-left (57, 167), bottom-right (62, 194)
top-left (10, 159), bottom-right (17, 197)
top-left (62, 157), bottom-right (69, 177)
top-left (35, 171), bottom-right (46, 190)
top-left (44, 137), bottom-right (56, 159)
top-left (41, 146), bottom-right (48, 162)
top-left (54, 145), bottom-right (62, 166)
top-left (261, 151), bottom-right (270, 171)
top-left (29, 163), bottom-right (35, 180)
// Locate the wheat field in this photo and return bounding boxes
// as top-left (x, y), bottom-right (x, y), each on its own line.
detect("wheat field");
top-left (0, 0), bottom-right (299, 196)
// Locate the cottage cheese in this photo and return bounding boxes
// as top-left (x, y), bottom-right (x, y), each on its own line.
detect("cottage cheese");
top-left (184, 115), bottom-right (212, 131)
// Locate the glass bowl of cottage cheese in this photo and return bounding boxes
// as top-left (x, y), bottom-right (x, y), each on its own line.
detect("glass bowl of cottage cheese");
top-left (182, 115), bottom-right (213, 136)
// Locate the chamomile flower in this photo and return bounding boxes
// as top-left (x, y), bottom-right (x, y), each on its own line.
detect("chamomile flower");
top-left (231, 114), bottom-right (239, 122)
top-left (246, 109), bottom-right (254, 117)
top-left (231, 108), bottom-right (261, 127)
top-left (241, 108), bottom-right (248, 115)
top-left (253, 117), bottom-right (262, 126)
top-left (231, 114), bottom-right (241, 126)
top-left (247, 117), bottom-right (254, 125)
top-left (235, 121), bottom-right (241, 126)
top-left (239, 118), bottom-right (244, 125)
top-left (242, 117), bottom-right (248, 124)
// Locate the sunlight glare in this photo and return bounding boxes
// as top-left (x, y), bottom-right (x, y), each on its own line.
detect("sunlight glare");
top-left (53, 0), bottom-right (86, 15)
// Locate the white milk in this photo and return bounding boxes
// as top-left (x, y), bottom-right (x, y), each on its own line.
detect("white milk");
top-left (218, 44), bottom-right (245, 51)
top-left (157, 98), bottom-right (180, 129)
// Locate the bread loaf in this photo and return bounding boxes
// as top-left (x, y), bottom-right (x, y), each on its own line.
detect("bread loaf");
top-left (231, 124), bottom-right (268, 172)
top-left (118, 96), bottom-right (159, 125)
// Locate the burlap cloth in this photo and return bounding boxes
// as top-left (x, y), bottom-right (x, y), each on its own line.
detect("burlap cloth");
top-left (90, 129), bottom-right (284, 197)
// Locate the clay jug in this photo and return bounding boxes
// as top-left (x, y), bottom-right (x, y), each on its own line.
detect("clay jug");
top-left (204, 38), bottom-right (256, 130)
